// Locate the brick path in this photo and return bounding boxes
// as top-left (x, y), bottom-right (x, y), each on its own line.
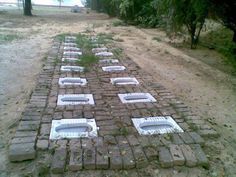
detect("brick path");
top-left (8, 35), bottom-right (218, 175)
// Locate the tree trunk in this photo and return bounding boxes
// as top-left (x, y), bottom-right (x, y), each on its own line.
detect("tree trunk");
top-left (233, 30), bottom-right (236, 43)
top-left (24, 0), bottom-right (32, 16)
top-left (190, 27), bottom-right (197, 49)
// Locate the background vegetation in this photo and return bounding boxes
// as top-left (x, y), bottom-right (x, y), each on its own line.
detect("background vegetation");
top-left (86, 0), bottom-right (236, 59)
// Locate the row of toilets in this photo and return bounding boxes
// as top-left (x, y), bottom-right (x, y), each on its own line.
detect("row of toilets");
top-left (50, 36), bottom-right (183, 140)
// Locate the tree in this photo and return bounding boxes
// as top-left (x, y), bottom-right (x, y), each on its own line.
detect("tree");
top-left (89, 0), bottom-right (120, 16)
top-left (24, 0), bottom-right (32, 16)
top-left (209, 0), bottom-right (236, 43)
top-left (57, 0), bottom-right (64, 8)
top-left (156, 0), bottom-right (209, 48)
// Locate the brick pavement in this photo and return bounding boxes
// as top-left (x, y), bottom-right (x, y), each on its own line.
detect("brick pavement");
top-left (8, 34), bottom-right (217, 174)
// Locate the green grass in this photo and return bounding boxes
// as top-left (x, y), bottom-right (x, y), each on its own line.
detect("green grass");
top-left (112, 20), bottom-right (127, 27)
top-left (200, 27), bottom-right (236, 72)
top-left (97, 33), bottom-right (114, 44)
top-left (76, 54), bottom-right (99, 69)
top-left (55, 33), bottom-right (70, 42)
top-left (75, 33), bottom-right (93, 51)
top-left (153, 37), bottom-right (162, 42)
top-left (57, 33), bottom-right (115, 70)
top-left (112, 47), bottom-right (123, 57)
top-left (0, 33), bottom-right (21, 43)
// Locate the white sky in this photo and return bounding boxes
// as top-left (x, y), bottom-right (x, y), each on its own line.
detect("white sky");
top-left (0, 0), bottom-right (84, 6)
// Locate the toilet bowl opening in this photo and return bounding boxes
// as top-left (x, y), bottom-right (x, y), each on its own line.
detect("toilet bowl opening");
top-left (114, 78), bottom-right (137, 84)
top-left (124, 95), bottom-right (148, 101)
top-left (140, 121), bottom-right (174, 131)
top-left (61, 97), bottom-right (89, 102)
top-left (62, 79), bottom-right (83, 84)
top-left (55, 123), bottom-right (93, 133)
top-left (63, 66), bottom-right (83, 70)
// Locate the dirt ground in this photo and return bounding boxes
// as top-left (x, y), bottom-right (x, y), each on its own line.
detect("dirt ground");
top-left (0, 5), bottom-right (236, 177)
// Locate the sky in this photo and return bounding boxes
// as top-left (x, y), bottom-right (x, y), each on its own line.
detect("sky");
top-left (0, 0), bottom-right (84, 6)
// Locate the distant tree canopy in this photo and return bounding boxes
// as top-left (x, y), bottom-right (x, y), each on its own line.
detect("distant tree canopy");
top-left (158, 0), bottom-right (209, 49)
top-left (209, 0), bottom-right (236, 43)
top-left (87, 0), bottom-right (236, 47)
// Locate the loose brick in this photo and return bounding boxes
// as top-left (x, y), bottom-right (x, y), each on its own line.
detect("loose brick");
top-left (96, 146), bottom-right (109, 169)
top-left (159, 146), bottom-right (173, 168)
top-left (108, 146), bottom-right (123, 169)
top-left (83, 148), bottom-right (96, 170)
top-left (191, 144), bottom-right (209, 168)
top-left (149, 136), bottom-right (163, 147)
top-left (116, 136), bottom-right (129, 147)
top-left (11, 136), bottom-right (36, 144)
top-left (40, 124), bottom-right (51, 136)
top-left (172, 134), bottom-right (184, 145)
top-left (169, 145), bottom-right (185, 166)
top-left (14, 131), bottom-right (37, 138)
top-left (68, 149), bottom-right (83, 171)
top-left (21, 115), bottom-right (41, 121)
top-left (189, 132), bottom-right (205, 146)
top-left (159, 134), bottom-right (172, 146)
top-left (120, 146), bottom-right (135, 169)
top-left (56, 140), bottom-right (68, 149)
top-left (92, 137), bottom-right (104, 147)
top-left (178, 133), bottom-right (194, 144)
top-left (104, 135), bottom-right (117, 146)
top-left (126, 135), bottom-right (139, 146)
top-left (180, 145), bottom-right (197, 167)
top-left (198, 129), bottom-right (219, 138)
top-left (132, 146), bottom-right (148, 168)
top-left (9, 143), bottom-right (36, 162)
top-left (37, 140), bottom-right (49, 150)
top-left (137, 136), bottom-right (150, 147)
top-left (51, 148), bottom-right (67, 174)
top-left (69, 139), bottom-right (81, 151)
top-left (143, 146), bottom-right (158, 161)
top-left (81, 139), bottom-right (93, 149)
top-left (17, 121), bottom-right (40, 131)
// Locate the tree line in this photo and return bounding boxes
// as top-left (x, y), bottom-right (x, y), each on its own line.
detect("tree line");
top-left (86, 0), bottom-right (236, 49)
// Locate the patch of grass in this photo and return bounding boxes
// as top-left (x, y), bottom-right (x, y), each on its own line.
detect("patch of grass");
top-left (153, 37), bottom-right (162, 42)
top-left (53, 57), bottom-right (60, 65)
top-left (55, 33), bottom-right (76, 42)
top-left (112, 20), bottom-right (127, 27)
top-left (112, 127), bottom-right (130, 136)
top-left (0, 33), bottom-right (21, 43)
top-left (114, 38), bottom-right (124, 42)
top-left (97, 33), bottom-right (114, 44)
top-left (119, 127), bottom-right (129, 136)
top-left (76, 54), bottom-right (99, 69)
top-left (200, 27), bottom-right (236, 72)
top-left (112, 48), bottom-right (123, 57)
top-left (75, 33), bottom-right (93, 51)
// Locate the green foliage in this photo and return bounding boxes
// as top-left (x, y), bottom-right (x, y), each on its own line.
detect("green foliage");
top-left (157, 0), bottom-right (209, 48)
top-left (134, 1), bottom-right (159, 27)
top-left (97, 33), bottom-right (114, 44)
top-left (200, 27), bottom-right (236, 72)
top-left (75, 33), bottom-right (93, 52)
top-left (112, 20), bottom-right (127, 27)
top-left (56, 33), bottom-right (69, 42)
top-left (98, 0), bottom-right (120, 17)
top-left (0, 33), bottom-right (21, 43)
top-left (119, 0), bottom-right (134, 20)
top-left (209, 0), bottom-right (236, 43)
top-left (76, 54), bottom-right (99, 68)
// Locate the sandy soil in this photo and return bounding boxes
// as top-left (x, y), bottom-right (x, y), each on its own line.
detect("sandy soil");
top-left (0, 6), bottom-right (235, 176)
